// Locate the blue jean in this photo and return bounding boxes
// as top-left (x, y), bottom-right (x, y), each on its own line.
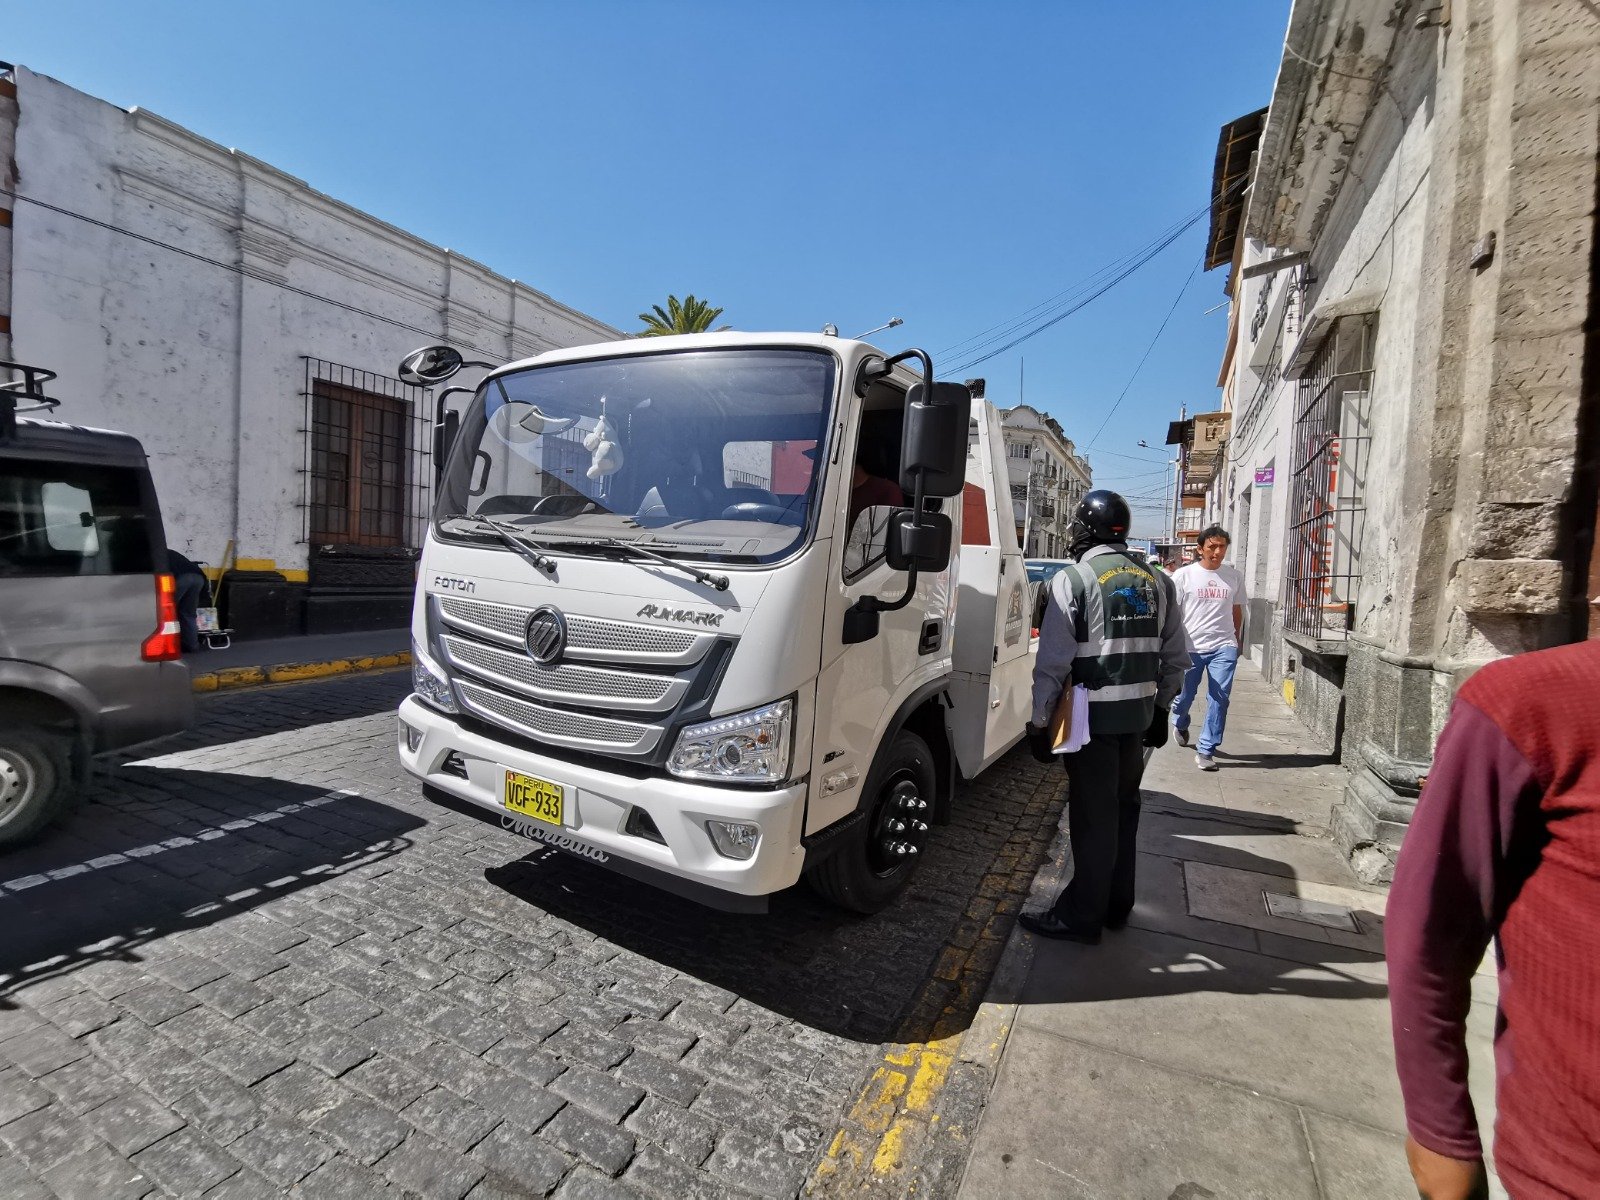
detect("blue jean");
top-left (1172, 644), bottom-right (1239, 757)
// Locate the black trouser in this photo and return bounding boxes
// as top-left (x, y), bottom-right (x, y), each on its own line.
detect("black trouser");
top-left (175, 571), bottom-right (207, 654)
top-left (1052, 730), bottom-right (1146, 930)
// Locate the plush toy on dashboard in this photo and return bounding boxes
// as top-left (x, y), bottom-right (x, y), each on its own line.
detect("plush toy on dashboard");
top-left (584, 403), bottom-right (625, 480)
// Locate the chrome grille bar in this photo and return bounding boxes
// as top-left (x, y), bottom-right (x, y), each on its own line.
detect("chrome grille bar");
top-left (437, 596), bottom-right (713, 666)
top-left (441, 635), bottom-right (685, 714)
top-left (455, 680), bottom-right (662, 754)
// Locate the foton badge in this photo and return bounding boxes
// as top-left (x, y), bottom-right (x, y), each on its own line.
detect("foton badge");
top-left (524, 606), bottom-right (568, 665)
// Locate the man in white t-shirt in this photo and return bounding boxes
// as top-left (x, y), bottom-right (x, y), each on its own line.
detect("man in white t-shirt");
top-left (1170, 526), bottom-right (1247, 770)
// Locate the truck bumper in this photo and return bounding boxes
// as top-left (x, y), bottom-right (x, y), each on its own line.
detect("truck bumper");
top-left (396, 696), bottom-right (808, 907)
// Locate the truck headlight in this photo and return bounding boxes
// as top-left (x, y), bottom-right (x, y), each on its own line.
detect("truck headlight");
top-left (667, 699), bottom-right (792, 783)
top-left (411, 642), bottom-right (459, 714)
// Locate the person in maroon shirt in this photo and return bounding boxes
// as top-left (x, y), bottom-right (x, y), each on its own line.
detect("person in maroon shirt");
top-left (1387, 638), bottom-right (1600, 1199)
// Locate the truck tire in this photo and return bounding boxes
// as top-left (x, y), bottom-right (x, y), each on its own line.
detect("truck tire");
top-left (0, 725), bottom-right (72, 849)
top-left (806, 730), bottom-right (937, 914)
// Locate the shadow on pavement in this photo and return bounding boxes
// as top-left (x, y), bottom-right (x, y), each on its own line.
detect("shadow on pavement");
top-left (0, 766), bottom-right (422, 1004)
top-left (118, 670), bottom-right (411, 762)
top-left (1019, 786), bottom-right (1389, 1007)
top-left (1211, 750), bottom-right (1338, 770)
top-left (1020, 924), bottom-right (1389, 1007)
top-left (462, 753), bottom-right (1066, 1043)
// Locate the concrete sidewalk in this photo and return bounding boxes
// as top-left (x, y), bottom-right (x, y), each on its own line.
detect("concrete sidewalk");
top-left (956, 665), bottom-right (1506, 1199)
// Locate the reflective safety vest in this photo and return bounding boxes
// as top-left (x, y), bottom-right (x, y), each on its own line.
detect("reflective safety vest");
top-left (1062, 550), bottom-right (1171, 734)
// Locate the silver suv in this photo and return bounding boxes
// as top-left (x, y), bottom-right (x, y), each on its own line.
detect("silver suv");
top-left (0, 363), bottom-right (193, 846)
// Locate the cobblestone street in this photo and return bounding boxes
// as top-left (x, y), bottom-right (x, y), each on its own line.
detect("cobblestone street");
top-left (0, 672), bottom-right (1064, 1198)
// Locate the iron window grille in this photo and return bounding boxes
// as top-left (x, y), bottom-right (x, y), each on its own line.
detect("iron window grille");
top-left (1283, 313), bottom-right (1375, 641)
top-left (300, 358), bottom-right (433, 549)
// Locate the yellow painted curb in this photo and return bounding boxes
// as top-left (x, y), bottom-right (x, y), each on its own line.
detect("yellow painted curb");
top-left (806, 772), bottom-right (1068, 1196)
top-left (191, 651), bottom-right (411, 693)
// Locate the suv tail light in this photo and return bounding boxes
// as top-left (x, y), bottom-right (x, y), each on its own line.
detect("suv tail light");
top-left (142, 573), bottom-right (183, 661)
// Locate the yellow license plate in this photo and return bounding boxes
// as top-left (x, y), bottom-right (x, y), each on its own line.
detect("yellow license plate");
top-left (503, 771), bottom-right (564, 827)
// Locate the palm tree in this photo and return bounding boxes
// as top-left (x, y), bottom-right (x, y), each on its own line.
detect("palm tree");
top-left (637, 294), bottom-right (730, 337)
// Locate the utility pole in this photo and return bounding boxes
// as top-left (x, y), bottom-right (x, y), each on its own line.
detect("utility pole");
top-left (1170, 402), bottom-right (1187, 548)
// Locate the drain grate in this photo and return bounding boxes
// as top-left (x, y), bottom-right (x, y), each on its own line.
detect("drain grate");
top-left (1262, 890), bottom-right (1362, 933)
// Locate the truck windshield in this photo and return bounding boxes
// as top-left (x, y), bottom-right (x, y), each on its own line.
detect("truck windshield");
top-left (435, 347), bottom-right (836, 564)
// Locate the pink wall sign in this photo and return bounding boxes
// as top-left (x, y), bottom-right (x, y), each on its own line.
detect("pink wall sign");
top-left (1254, 466), bottom-right (1275, 486)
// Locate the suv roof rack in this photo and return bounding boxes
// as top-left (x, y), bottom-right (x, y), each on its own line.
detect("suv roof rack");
top-left (1, 361), bottom-right (63, 441)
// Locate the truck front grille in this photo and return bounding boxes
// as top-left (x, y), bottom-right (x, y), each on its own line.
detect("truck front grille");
top-left (431, 596), bottom-right (728, 761)
top-left (441, 635), bottom-right (684, 713)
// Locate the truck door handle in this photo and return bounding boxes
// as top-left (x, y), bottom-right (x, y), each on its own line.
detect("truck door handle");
top-left (919, 620), bottom-right (943, 655)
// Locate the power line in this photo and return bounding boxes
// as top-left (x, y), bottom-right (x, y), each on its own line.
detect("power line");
top-left (938, 179), bottom-right (1242, 379)
top-left (1085, 256), bottom-right (1202, 449)
top-left (935, 203), bottom-right (1207, 363)
top-left (2, 188), bottom-right (504, 359)
top-left (943, 216), bottom-right (1202, 377)
top-left (1086, 447), bottom-right (1168, 465)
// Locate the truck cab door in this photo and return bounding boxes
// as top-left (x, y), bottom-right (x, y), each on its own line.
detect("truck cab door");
top-left (806, 386), bottom-right (957, 837)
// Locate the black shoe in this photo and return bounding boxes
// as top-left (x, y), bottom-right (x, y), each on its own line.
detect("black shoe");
top-left (1104, 911), bottom-right (1131, 932)
top-left (1018, 911), bottom-right (1101, 944)
top-left (1175, 726), bottom-right (1190, 748)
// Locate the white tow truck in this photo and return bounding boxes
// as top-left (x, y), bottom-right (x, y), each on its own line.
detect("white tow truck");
top-left (396, 333), bottom-right (1035, 912)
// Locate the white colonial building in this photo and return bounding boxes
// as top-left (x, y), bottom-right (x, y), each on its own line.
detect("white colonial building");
top-left (0, 64), bottom-right (619, 632)
top-left (997, 404), bottom-right (1093, 558)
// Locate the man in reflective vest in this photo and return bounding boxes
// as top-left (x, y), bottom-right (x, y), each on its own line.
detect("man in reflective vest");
top-left (1021, 490), bottom-right (1189, 943)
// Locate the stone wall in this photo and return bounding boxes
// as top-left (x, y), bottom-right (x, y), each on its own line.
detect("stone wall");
top-left (1331, 0), bottom-right (1600, 880)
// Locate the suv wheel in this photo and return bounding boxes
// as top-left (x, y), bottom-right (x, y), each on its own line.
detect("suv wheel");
top-left (805, 730), bottom-right (936, 914)
top-left (0, 725), bottom-right (70, 848)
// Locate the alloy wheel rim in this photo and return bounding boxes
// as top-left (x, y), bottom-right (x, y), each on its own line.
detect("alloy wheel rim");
top-left (868, 769), bottom-right (931, 875)
top-left (0, 751), bottom-right (34, 829)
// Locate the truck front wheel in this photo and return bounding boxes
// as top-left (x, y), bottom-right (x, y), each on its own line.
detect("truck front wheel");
top-left (0, 724), bottom-right (71, 848)
top-left (806, 730), bottom-right (936, 913)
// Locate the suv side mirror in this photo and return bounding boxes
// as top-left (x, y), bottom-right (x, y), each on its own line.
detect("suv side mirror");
top-left (399, 345), bottom-right (465, 386)
top-left (899, 381), bottom-right (973, 498)
top-left (885, 509), bottom-right (952, 572)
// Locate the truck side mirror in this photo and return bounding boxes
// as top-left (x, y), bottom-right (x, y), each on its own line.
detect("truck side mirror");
top-left (400, 345), bottom-right (465, 386)
top-left (899, 381), bottom-right (973, 498)
top-left (885, 509), bottom-right (952, 572)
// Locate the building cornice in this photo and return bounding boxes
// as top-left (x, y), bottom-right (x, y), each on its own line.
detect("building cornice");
top-left (120, 103), bottom-right (621, 345)
top-left (1244, 0), bottom-right (1406, 251)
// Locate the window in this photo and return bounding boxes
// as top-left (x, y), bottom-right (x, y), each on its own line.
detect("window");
top-left (0, 459), bottom-right (154, 577)
top-left (1283, 315), bottom-right (1374, 641)
top-left (302, 360), bottom-right (431, 549)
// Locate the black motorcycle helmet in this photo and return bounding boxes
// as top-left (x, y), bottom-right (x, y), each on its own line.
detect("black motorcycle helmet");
top-left (1068, 489), bottom-right (1132, 558)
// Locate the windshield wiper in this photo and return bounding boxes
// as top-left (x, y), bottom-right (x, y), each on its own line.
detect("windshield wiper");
top-left (547, 537), bottom-right (730, 592)
top-left (441, 515), bottom-right (556, 575)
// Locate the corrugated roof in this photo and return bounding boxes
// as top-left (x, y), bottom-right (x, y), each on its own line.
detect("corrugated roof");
top-left (1205, 107), bottom-right (1268, 272)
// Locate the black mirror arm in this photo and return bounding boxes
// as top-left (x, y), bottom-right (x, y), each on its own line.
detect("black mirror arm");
top-left (435, 384), bottom-right (475, 432)
top-left (852, 470), bottom-right (928, 617)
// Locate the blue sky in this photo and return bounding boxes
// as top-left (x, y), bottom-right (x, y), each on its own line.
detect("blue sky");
top-left (8, 1), bottom-right (1287, 535)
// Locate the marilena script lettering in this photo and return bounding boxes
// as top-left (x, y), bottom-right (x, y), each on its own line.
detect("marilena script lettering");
top-left (499, 813), bottom-right (611, 863)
